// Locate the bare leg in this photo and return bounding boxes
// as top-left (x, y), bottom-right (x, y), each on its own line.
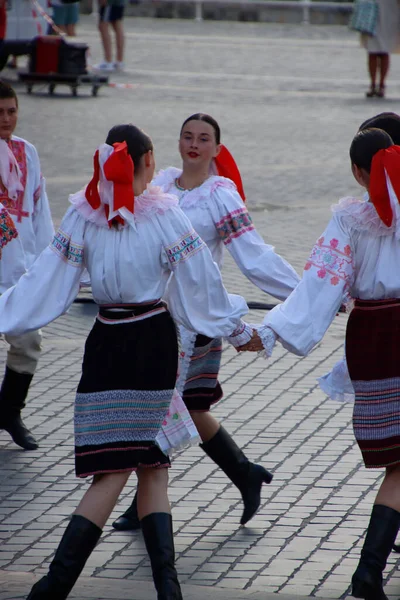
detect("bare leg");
top-left (374, 463), bottom-right (400, 509)
top-left (136, 466), bottom-right (170, 519)
top-left (367, 52), bottom-right (378, 96)
top-left (189, 410), bottom-right (220, 442)
top-left (66, 24), bottom-right (76, 37)
top-left (98, 21), bottom-right (113, 63)
top-left (111, 19), bottom-right (125, 63)
top-left (377, 53), bottom-right (390, 96)
top-left (75, 471), bottom-right (131, 528)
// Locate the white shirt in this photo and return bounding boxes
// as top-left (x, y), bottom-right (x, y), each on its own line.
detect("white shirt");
top-left (0, 186), bottom-right (251, 345)
top-left (263, 196), bottom-right (400, 357)
top-left (0, 135), bottom-right (54, 293)
top-left (153, 168), bottom-right (300, 301)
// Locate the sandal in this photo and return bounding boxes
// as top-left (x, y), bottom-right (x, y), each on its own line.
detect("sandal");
top-left (376, 84), bottom-right (385, 98)
top-left (366, 85), bottom-right (376, 98)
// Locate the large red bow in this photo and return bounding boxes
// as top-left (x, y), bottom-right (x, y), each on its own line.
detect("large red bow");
top-left (370, 145), bottom-right (400, 226)
top-left (85, 141), bottom-right (134, 226)
top-left (214, 144), bottom-right (246, 202)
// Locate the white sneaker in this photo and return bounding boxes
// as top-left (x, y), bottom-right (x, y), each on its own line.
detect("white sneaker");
top-left (114, 61), bottom-right (125, 71)
top-left (93, 62), bottom-right (115, 72)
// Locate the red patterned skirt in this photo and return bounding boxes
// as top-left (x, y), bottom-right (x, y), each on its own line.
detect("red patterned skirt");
top-left (346, 298), bottom-right (400, 468)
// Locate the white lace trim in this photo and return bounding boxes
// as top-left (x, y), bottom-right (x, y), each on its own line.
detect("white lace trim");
top-left (175, 326), bottom-right (197, 396)
top-left (317, 358), bottom-right (355, 403)
top-left (69, 185), bottom-right (178, 228)
top-left (225, 322), bottom-right (253, 347)
top-left (153, 167), bottom-right (236, 211)
top-left (257, 325), bottom-right (277, 358)
top-left (331, 197), bottom-right (395, 236)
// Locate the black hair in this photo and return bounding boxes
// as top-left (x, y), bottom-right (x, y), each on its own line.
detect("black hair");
top-left (180, 113), bottom-right (221, 145)
top-left (106, 124), bottom-right (152, 171)
top-left (0, 80), bottom-right (18, 107)
top-left (359, 112), bottom-right (400, 145)
top-left (349, 128), bottom-right (393, 173)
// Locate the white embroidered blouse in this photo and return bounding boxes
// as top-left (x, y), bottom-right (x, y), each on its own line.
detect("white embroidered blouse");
top-left (153, 168), bottom-right (300, 301)
top-left (260, 196), bottom-right (400, 358)
top-left (0, 135), bottom-right (54, 293)
top-left (0, 186), bottom-right (252, 346)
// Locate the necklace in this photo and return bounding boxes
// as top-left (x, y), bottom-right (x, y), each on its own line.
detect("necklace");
top-left (174, 177), bottom-right (203, 192)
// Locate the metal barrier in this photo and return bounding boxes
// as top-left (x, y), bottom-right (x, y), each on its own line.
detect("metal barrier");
top-left (149, 0), bottom-right (354, 24)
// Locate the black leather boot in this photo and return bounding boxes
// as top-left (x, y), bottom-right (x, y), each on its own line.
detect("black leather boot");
top-left (141, 512), bottom-right (182, 600)
top-left (352, 504), bottom-right (400, 600)
top-left (200, 425), bottom-right (273, 525)
top-left (0, 367), bottom-right (38, 450)
top-left (112, 492), bottom-right (141, 531)
top-left (27, 514), bottom-right (102, 599)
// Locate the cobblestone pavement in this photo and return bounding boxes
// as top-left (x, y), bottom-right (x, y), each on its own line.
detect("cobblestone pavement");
top-left (1, 15), bottom-right (400, 600)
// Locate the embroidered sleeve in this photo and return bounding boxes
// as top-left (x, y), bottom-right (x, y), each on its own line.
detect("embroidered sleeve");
top-left (215, 207), bottom-right (254, 245)
top-left (304, 235), bottom-right (354, 293)
top-left (51, 228), bottom-right (84, 267)
top-left (0, 207), bottom-right (18, 258)
top-left (164, 229), bottom-right (205, 268)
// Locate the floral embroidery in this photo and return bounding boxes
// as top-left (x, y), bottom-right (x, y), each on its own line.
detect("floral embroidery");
top-left (51, 228), bottom-right (84, 266)
top-left (165, 230), bottom-right (205, 267)
top-left (216, 208), bottom-right (254, 245)
top-left (0, 208), bottom-right (18, 258)
top-left (0, 140), bottom-right (28, 222)
top-left (305, 237), bottom-right (354, 290)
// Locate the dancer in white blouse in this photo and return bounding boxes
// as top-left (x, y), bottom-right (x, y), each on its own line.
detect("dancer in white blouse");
top-left (0, 123), bottom-right (258, 600)
top-left (251, 128), bottom-right (400, 600)
top-left (0, 81), bottom-right (54, 451)
top-left (113, 113), bottom-right (300, 532)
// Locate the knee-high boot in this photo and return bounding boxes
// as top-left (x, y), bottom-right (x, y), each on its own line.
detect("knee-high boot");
top-left (200, 425), bottom-right (273, 525)
top-left (352, 504), bottom-right (400, 600)
top-left (26, 515), bottom-right (102, 599)
top-left (112, 491), bottom-right (141, 531)
top-left (0, 366), bottom-right (38, 450)
top-left (141, 512), bottom-right (182, 600)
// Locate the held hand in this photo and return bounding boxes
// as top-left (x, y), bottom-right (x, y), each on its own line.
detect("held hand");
top-left (236, 330), bottom-right (263, 352)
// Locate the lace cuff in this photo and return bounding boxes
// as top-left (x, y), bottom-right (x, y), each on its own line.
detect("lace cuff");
top-left (225, 321), bottom-right (253, 348)
top-left (257, 325), bottom-right (277, 358)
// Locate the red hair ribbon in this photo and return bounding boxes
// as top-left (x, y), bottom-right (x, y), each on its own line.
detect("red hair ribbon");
top-left (85, 149), bottom-right (101, 210)
top-left (103, 141), bottom-right (135, 217)
top-left (214, 144), bottom-right (246, 202)
top-left (370, 145), bottom-right (400, 226)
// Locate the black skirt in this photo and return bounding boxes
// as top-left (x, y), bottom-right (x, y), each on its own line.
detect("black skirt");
top-left (74, 306), bottom-right (179, 477)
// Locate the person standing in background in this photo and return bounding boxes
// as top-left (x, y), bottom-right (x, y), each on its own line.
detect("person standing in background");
top-left (94, 0), bottom-right (126, 72)
top-left (50, 1), bottom-right (80, 36)
top-left (362, 0), bottom-right (400, 98)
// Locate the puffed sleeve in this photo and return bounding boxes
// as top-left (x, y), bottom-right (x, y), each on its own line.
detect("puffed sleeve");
top-left (0, 207), bottom-right (85, 336)
top-left (260, 214), bottom-right (355, 356)
top-left (29, 144), bottom-right (55, 256)
top-left (158, 206), bottom-right (252, 346)
top-left (208, 183), bottom-right (300, 300)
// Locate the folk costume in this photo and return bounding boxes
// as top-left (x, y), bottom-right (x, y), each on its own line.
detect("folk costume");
top-left (259, 146), bottom-right (400, 600)
top-left (113, 147), bottom-right (301, 531)
top-left (0, 141), bottom-right (253, 476)
top-left (0, 136), bottom-right (54, 450)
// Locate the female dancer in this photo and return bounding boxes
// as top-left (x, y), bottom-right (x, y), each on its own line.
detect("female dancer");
top-left (0, 123), bottom-right (257, 600)
top-left (252, 127), bottom-right (400, 600)
top-left (113, 113), bottom-right (300, 531)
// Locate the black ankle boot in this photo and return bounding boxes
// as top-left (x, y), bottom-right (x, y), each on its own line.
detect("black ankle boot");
top-left (27, 515), bottom-right (102, 599)
top-left (0, 367), bottom-right (38, 450)
top-left (200, 425), bottom-right (273, 525)
top-left (351, 504), bottom-right (400, 600)
top-left (112, 493), bottom-right (141, 531)
top-left (141, 512), bottom-right (182, 600)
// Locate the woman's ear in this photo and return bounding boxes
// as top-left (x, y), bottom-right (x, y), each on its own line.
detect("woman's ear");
top-left (214, 144), bottom-right (222, 158)
top-left (144, 150), bottom-right (153, 167)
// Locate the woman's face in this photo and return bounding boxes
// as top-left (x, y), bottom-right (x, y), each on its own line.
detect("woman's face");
top-left (179, 120), bottom-right (220, 169)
